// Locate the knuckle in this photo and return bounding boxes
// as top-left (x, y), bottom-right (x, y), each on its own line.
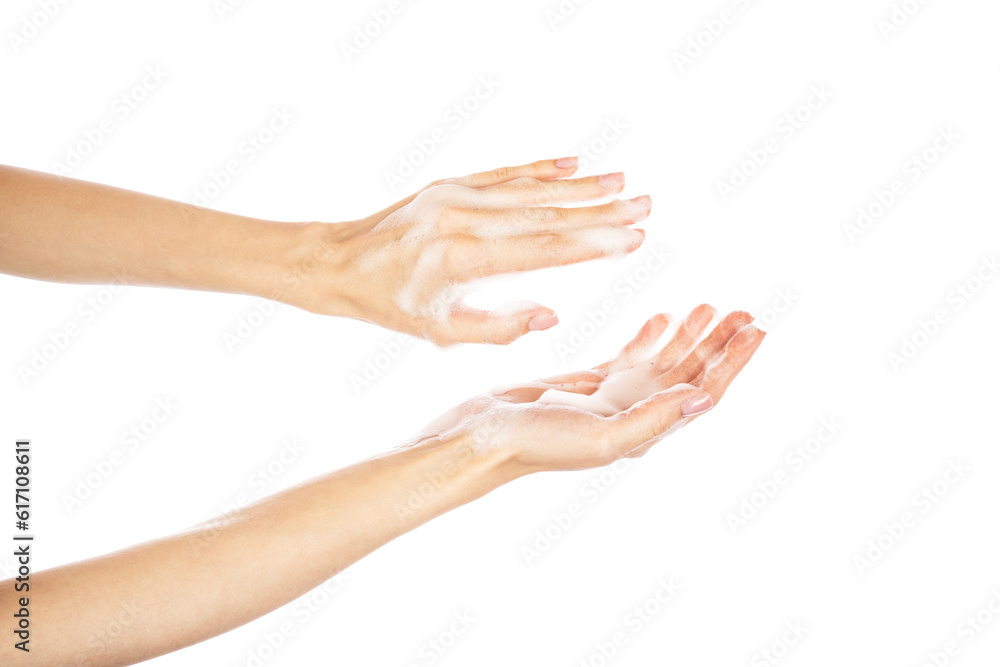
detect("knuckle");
top-left (491, 166), bottom-right (515, 182)
top-left (536, 231), bottom-right (566, 250)
top-left (538, 207), bottom-right (565, 225)
top-left (594, 430), bottom-right (623, 465)
top-left (415, 183), bottom-right (465, 208)
top-left (510, 176), bottom-right (539, 189)
top-left (441, 235), bottom-right (478, 272)
top-left (432, 203), bottom-right (462, 230)
top-left (427, 325), bottom-right (460, 347)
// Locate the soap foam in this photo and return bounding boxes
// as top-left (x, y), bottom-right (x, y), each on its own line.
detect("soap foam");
top-left (536, 317), bottom-right (689, 416)
top-left (374, 186), bottom-right (645, 327)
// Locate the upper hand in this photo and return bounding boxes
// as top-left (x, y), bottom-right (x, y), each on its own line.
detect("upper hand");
top-left (312, 158), bottom-right (650, 346)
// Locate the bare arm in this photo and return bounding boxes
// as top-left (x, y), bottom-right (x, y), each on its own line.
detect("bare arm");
top-left (0, 307), bottom-right (764, 666)
top-left (0, 158), bottom-right (650, 345)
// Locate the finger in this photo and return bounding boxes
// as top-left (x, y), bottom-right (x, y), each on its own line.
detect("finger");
top-left (367, 158), bottom-right (581, 223)
top-left (652, 304), bottom-right (717, 372)
top-left (694, 324), bottom-right (766, 403)
top-left (448, 157), bottom-right (580, 189)
top-left (455, 196), bottom-right (651, 238)
top-left (534, 369), bottom-right (607, 388)
top-left (653, 310), bottom-right (753, 387)
top-left (468, 227), bottom-right (645, 278)
top-left (602, 384), bottom-right (714, 461)
top-left (472, 173), bottom-right (626, 207)
top-left (436, 301), bottom-right (559, 346)
top-left (491, 370), bottom-right (605, 404)
top-left (598, 313), bottom-right (672, 374)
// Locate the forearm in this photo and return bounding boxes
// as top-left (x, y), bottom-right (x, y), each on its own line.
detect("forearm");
top-left (0, 165), bottom-right (350, 311)
top-left (0, 434), bottom-right (516, 665)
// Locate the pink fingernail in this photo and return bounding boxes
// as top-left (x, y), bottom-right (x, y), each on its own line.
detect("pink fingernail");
top-left (628, 195), bottom-right (652, 221)
top-left (681, 394), bottom-right (714, 417)
top-left (627, 228), bottom-right (646, 251)
top-left (554, 157), bottom-right (578, 169)
top-left (598, 172), bottom-right (625, 190)
top-left (528, 313), bottom-right (559, 331)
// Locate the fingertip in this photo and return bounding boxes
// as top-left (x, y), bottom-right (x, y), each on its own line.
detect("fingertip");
top-left (680, 391), bottom-right (714, 417)
top-left (554, 156), bottom-right (579, 171)
top-left (638, 194), bottom-right (652, 217)
top-left (527, 311), bottom-right (559, 332)
top-left (650, 312), bottom-right (672, 329)
top-left (597, 172), bottom-right (626, 191)
top-left (693, 303), bottom-right (716, 318)
top-left (731, 323), bottom-right (767, 350)
top-left (618, 195), bottom-right (653, 226)
top-left (627, 228), bottom-right (646, 252)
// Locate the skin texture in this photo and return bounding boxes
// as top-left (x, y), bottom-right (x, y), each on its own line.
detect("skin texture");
top-left (0, 158), bottom-right (649, 345)
top-left (0, 308), bottom-right (764, 666)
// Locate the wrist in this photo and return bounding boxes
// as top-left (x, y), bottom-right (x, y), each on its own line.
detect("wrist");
top-left (393, 431), bottom-right (524, 517)
top-left (252, 220), bottom-right (360, 318)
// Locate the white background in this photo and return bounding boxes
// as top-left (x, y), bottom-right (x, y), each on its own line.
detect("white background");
top-left (2, 0), bottom-right (1000, 665)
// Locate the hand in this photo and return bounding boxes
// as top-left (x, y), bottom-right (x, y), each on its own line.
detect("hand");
top-left (412, 305), bottom-right (766, 473)
top-left (306, 158), bottom-right (650, 346)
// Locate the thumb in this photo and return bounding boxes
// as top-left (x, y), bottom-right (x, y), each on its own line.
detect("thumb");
top-left (446, 301), bottom-right (558, 345)
top-left (608, 384), bottom-right (714, 458)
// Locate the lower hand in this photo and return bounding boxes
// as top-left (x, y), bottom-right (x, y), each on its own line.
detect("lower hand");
top-left (411, 305), bottom-right (766, 474)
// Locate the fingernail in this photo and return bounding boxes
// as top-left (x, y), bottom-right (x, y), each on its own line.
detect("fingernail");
top-left (733, 323), bottom-right (765, 349)
top-left (528, 313), bottom-right (559, 331)
top-left (554, 157), bottom-right (578, 169)
top-left (681, 394), bottom-right (714, 417)
top-left (598, 172), bottom-right (625, 190)
top-left (626, 228), bottom-right (645, 251)
top-left (628, 195), bottom-right (652, 221)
